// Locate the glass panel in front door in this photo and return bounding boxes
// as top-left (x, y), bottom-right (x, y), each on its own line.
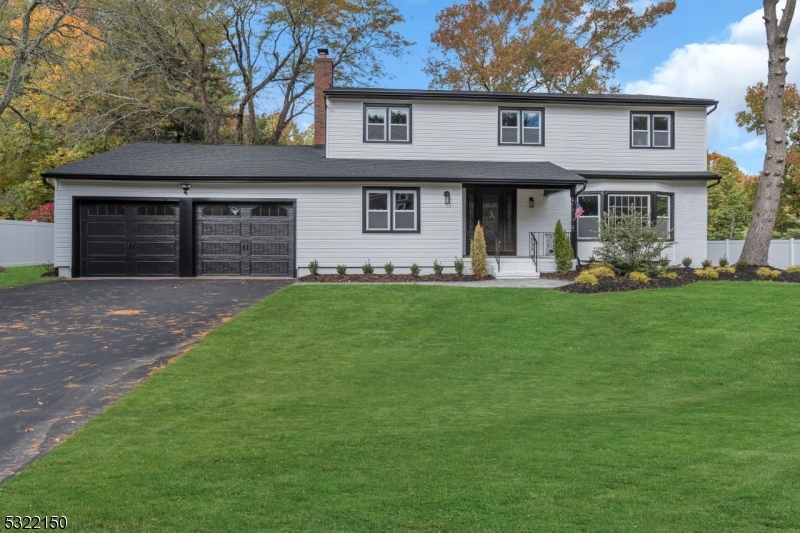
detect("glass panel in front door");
top-left (482, 194), bottom-right (500, 249)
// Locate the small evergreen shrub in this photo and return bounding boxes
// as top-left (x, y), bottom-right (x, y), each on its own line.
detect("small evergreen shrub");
top-left (682, 257), bottom-right (693, 268)
top-left (628, 271), bottom-right (649, 283)
top-left (470, 221), bottom-right (489, 279)
top-left (586, 266), bottom-right (615, 278)
top-left (384, 262), bottom-right (395, 275)
top-left (433, 260), bottom-right (444, 276)
top-left (787, 265), bottom-right (800, 273)
top-left (575, 271), bottom-right (598, 286)
top-left (453, 257), bottom-right (465, 276)
top-left (735, 260), bottom-right (748, 269)
top-left (701, 259), bottom-right (713, 269)
top-left (658, 256), bottom-right (671, 268)
top-left (410, 263), bottom-right (421, 277)
top-left (756, 267), bottom-right (781, 279)
top-left (718, 256), bottom-right (729, 267)
top-left (362, 261), bottom-right (374, 274)
top-left (694, 267), bottom-right (719, 280)
top-left (658, 271), bottom-right (678, 280)
top-left (554, 220), bottom-right (574, 275)
top-left (336, 264), bottom-right (347, 275)
top-left (716, 266), bottom-right (736, 275)
top-left (593, 212), bottom-right (673, 275)
top-left (308, 260), bottom-right (319, 275)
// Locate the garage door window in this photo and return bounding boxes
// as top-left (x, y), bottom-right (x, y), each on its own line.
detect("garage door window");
top-left (87, 204), bottom-right (125, 216)
top-left (203, 205), bottom-right (240, 216)
top-left (252, 205), bottom-right (288, 217)
top-left (137, 204), bottom-right (175, 216)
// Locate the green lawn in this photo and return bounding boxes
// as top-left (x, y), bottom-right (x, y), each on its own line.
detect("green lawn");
top-left (2, 283), bottom-right (799, 531)
top-left (0, 265), bottom-right (56, 289)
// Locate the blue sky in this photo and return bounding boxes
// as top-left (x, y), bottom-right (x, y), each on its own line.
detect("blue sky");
top-left (371, 0), bottom-right (781, 175)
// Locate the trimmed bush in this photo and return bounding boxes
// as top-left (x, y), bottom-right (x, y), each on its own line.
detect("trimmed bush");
top-left (433, 260), bottom-right (444, 276)
top-left (362, 261), bottom-right (374, 274)
top-left (658, 271), bottom-right (678, 280)
top-left (336, 264), bottom-right (347, 275)
top-left (716, 266), bottom-right (736, 275)
top-left (694, 268), bottom-right (719, 280)
top-left (718, 256), bottom-right (729, 267)
top-left (787, 265), bottom-right (800, 273)
top-left (756, 267), bottom-right (781, 279)
top-left (701, 259), bottom-right (713, 269)
top-left (586, 266), bottom-right (615, 278)
top-left (384, 262), bottom-right (394, 275)
top-left (735, 260), bottom-right (748, 269)
top-left (575, 271), bottom-right (598, 286)
top-left (682, 257), bottom-right (693, 268)
top-left (453, 257), bottom-right (465, 276)
top-left (554, 220), bottom-right (574, 275)
top-left (658, 257), bottom-right (671, 268)
top-left (308, 260), bottom-right (319, 276)
top-left (593, 212), bottom-right (673, 275)
top-left (628, 271), bottom-right (649, 283)
top-left (410, 263), bottom-right (421, 277)
top-left (470, 221), bottom-right (488, 279)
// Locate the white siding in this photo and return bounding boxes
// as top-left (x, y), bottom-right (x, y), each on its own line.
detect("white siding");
top-left (54, 180), bottom-right (463, 277)
top-left (327, 99), bottom-right (708, 172)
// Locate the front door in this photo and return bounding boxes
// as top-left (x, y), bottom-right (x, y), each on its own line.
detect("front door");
top-left (466, 189), bottom-right (516, 255)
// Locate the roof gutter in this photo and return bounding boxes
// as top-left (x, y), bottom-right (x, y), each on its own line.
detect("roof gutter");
top-left (707, 103), bottom-right (719, 116)
top-left (707, 176), bottom-right (722, 189)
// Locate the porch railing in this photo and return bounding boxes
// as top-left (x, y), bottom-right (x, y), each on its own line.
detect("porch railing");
top-left (530, 231), bottom-right (572, 269)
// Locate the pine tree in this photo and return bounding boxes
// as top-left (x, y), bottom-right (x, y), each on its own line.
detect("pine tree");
top-left (470, 221), bottom-right (488, 278)
top-left (554, 219), bottom-right (574, 274)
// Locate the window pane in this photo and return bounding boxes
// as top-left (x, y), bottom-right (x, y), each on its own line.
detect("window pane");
top-left (578, 217), bottom-right (599, 239)
top-left (657, 196), bottom-right (670, 217)
top-left (367, 212), bottom-right (389, 229)
top-left (368, 192), bottom-right (388, 210)
top-left (367, 124), bottom-right (385, 141)
top-left (395, 212), bottom-right (415, 230)
top-left (366, 108), bottom-right (385, 124)
top-left (657, 218), bottom-right (671, 238)
top-left (653, 131), bottom-right (670, 147)
top-left (395, 192), bottom-right (415, 211)
top-left (633, 131), bottom-right (650, 146)
top-left (501, 111), bottom-right (518, 127)
top-left (501, 127), bottom-right (518, 143)
top-left (523, 128), bottom-right (540, 145)
top-left (653, 116), bottom-right (670, 131)
top-left (578, 195), bottom-right (599, 217)
top-left (390, 125), bottom-right (408, 141)
top-left (523, 111), bottom-right (540, 128)
top-left (632, 115), bottom-right (649, 131)
top-left (390, 108), bottom-right (408, 124)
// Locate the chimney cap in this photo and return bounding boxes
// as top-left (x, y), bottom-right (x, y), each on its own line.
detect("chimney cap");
top-left (317, 48), bottom-right (329, 57)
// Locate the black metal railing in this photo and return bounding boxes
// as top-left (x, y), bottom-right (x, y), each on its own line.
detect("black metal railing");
top-left (529, 232), bottom-right (539, 270)
top-left (494, 238), bottom-right (501, 271)
top-left (530, 232), bottom-right (572, 267)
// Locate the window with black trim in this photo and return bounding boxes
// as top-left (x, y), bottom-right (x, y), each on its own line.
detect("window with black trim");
top-left (364, 188), bottom-right (419, 232)
top-left (576, 194), bottom-right (600, 239)
top-left (499, 108), bottom-right (544, 145)
top-left (364, 105), bottom-right (411, 142)
top-left (577, 192), bottom-right (674, 240)
top-left (631, 112), bottom-right (673, 148)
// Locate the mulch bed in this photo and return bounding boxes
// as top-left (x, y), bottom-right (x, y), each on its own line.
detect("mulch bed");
top-left (544, 265), bottom-right (800, 294)
top-left (300, 273), bottom-right (488, 283)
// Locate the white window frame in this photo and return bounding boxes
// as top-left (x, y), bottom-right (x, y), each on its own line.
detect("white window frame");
top-left (365, 107), bottom-right (387, 142)
top-left (388, 107), bottom-right (409, 142)
top-left (499, 108), bottom-right (544, 146)
top-left (652, 114), bottom-right (672, 148)
top-left (631, 114), bottom-right (651, 147)
top-left (366, 189), bottom-right (390, 231)
top-left (499, 110), bottom-right (520, 144)
top-left (363, 188), bottom-right (420, 233)
top-left (576, 193), bottom-right (601, 240)
top-left (393, 190), bottom-right (418, 231)
top-left (656, 194), bottom-right (672, 238)
top-left (364, 105), bottom-right (411, 143)
top-left (522, 110), bottom-right (542, 145)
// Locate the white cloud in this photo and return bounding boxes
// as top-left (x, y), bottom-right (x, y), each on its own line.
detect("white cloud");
top-left (624, 2), bottom-right (800, 171)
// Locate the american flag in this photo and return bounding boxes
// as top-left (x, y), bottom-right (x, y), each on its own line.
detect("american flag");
top-left (574, 202), bottom-right (585, 219)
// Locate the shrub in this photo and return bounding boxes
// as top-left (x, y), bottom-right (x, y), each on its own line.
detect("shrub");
top-left (682, 257), bottom-right (693, 268)
top-left (25, 202), bottom-right (54, 223)
top-left (593, 212), bottom-right (673, 275)
top-left (658, 256), bottom-right (671, 268)
top-left (410, 263), bottom-right (421, 277)
top-left (735, 260), bottom-right (748, 269)
top-left (575, 271), bottom-right (598, 286)
top-left (554, 220), bottom-right (574, 275)
top-left (694, 267), bottom-right (719, 280)
top-left (384, 262), bottom-right (395, 275)
top-left (586, 266), bottom-right (615, 278)
top-left (716, 266), bottom-right (736, 275)
top-left (308, 260), bottom-right (319, 276)
top-left (433, 260), bottom-right (444, 276)
top-left (756, 267), bottom-right (781, 279)
top-left (658, 271), bottom-right (678, 280)
top-left (470, 221), bottom-right (488, 278)
top-left (787, 265), bottom-right (800, 273)
top-left (701, 259), bottom-right (712, 269)
top-left (628, 271), bottom-right (650, 283)
top-left (718, 256), bottom-right (729, 267)
top-left (453, 257), bottom-right (465, 276)
top-left (362, 261), bottom-right (374, 274)
top-left (336, 264), bottom-right (347, 275)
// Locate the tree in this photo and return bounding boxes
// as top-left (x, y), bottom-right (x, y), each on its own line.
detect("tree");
top-left (425, 0), bottom-right (675, 93)
top-left (553, 219), bottom-right (573, 274)
top-left (738, 0), bottom-right (797, 265)
top-left (470, 221), bottom-right (488, 278)
top-left (707, 153), bottom-right (754, 240)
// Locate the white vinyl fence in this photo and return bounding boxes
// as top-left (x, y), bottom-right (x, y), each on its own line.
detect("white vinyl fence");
top-left (0, 220), bottom-right (55, 267)
top-left (708, 239), bottom-right (800, 269)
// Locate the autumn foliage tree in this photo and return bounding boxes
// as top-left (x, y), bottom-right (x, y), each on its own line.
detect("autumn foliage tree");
top-left (425, 0), bottom-right (676, 93)
top-left (707, 153), bottom-right (754, 240)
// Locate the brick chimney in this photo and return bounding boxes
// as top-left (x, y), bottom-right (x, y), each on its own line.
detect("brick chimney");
top-left (314, 48), bottom-right (333, 148)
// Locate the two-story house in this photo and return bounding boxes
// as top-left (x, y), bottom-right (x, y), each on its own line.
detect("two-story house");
top-left (45, 49), bottom-right (719, 279)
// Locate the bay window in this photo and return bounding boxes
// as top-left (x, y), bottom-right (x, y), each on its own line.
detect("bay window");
top-left (578, 192), bottom-right (674, 240)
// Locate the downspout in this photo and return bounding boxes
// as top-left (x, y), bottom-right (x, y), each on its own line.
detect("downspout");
top-left (707, 176), bottom-right (722, 189)
top-left (571, 182), bottom-right (587, 267)
top-left (41, 175), bottom-right (55, 190)
top-left (707, 103), bottom-right (718, 116)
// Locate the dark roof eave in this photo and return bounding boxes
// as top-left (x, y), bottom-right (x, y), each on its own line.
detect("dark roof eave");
top-left (577, 171), bottom-right (721, 181)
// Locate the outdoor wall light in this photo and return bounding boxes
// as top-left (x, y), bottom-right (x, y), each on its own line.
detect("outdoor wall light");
top-left (529, 197), bottom-right (535, 208)
top-left (444, 191), bottom-right (451, 205)
top-left (181, 183), bottom-right (192, 195)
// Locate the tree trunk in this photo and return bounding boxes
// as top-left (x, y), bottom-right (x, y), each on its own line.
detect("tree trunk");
top-left (740, 0), bottom-right (797, 265)
top-left (247, 98), bottom-right (257, 144)
top-left (235, 104), bottom-right (245, 145)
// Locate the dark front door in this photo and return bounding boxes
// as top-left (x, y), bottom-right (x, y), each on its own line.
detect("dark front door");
top-left (466, 189), bottom-right (516, 255)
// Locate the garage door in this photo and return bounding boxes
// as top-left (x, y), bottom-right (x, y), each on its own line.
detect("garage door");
top-left (79, 202), bottom-right (180, 276)
top-left (195, 203), bottom-right (294, 276)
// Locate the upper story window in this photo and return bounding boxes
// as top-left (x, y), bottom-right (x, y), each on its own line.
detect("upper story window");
top-left (364, 105), bottom-right (411, 143)
top-left (499, 108), bottom-right (544, 146)
top-left (631, 112), bottom-right (673, 149)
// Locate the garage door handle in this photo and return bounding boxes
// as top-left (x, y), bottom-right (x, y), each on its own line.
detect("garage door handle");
top-left (128, 241), bottom-right (135, 250)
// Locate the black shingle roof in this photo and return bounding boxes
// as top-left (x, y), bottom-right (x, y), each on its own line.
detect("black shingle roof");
top-left (43, 142), bottom-right (588, 186)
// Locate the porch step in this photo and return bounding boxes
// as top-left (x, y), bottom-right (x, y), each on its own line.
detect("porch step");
top-left (489, 257), bottom-right (540, 279)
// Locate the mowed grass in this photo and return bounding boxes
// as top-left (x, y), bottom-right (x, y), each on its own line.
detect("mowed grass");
top-left (2, 283), bottom-right (800, 531)
top-left (0, 265), bottom-right (54, 289)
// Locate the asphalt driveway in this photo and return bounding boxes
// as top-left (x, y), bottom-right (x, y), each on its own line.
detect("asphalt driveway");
top-left (0, 279), bottom-right (291, 482)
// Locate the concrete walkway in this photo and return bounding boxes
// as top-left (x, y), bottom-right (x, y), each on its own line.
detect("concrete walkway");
top-left (295, 278), bottom-right (571, 288)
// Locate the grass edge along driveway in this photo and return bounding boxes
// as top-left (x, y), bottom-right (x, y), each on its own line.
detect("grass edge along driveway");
top-left (0, 265), bottom-right (56, 289)
top-left (1, 283), bottom-right (799, 532)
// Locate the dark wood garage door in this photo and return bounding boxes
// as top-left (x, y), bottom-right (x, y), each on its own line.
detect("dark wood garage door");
top-left (195, 203), bottom-right (295, 276)
top-left (79, 202), bottom-right (180, 276)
